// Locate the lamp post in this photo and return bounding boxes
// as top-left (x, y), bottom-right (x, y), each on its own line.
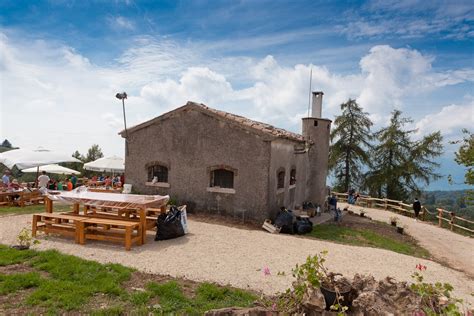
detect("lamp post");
top-left (115, 92), bottom-right (128, 155)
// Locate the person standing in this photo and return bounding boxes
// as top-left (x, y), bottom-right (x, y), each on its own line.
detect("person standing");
top-left (37, 171), bottom-right (50, 189)
top-left (2, 171), bottom-right (10, 186)
top-left (70, 174), bottom-right (77, 189)
top-left (413, 198), bottom-right (422, 221)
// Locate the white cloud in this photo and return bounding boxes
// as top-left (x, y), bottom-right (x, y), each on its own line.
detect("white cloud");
top-left (415, 101), bottom-right (474, 136)
top-left (108, 16), bottom-right (135, 31)
top-left (1, 33), bottom-right (473, 159)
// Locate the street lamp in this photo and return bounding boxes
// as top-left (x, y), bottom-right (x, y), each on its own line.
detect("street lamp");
top-left (116, 92), bottom-right (129, 155)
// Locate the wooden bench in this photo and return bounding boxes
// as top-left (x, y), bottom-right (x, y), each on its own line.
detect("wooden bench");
top-left (32, 213), bottom-right (85, 243)
top-left (81, 205), bottom-right (159, 230)
top-left (16, 191), bottom-right (44, 207)
top-left (77, 217), bottom-right (142, 251)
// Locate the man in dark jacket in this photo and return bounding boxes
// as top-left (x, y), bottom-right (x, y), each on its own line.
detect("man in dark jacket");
top-left (413, 198), bottom-right (421, 221)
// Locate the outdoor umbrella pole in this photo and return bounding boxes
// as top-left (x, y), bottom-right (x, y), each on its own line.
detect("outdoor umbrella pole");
top-left (35, 166), bottom-right (39, 188)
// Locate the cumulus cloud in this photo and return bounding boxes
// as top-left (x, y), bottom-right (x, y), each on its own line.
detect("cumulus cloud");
top-left (1, 32), bottom-right (473, 157)
top-left (415, 100), bottom-right (474, 137)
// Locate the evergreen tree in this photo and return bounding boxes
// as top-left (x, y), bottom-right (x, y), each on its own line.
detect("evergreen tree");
top-left (85, 144), bottom-right (104, 163)
top-left (329, 99), bottom-right (373, 192)
top-left (1, 139), bottom-right (12, 148)
top-left (453, 129), bottom-right (473, 186)
top-left (364, 110), bottom-right (443, 201)
top-left (450, 129), bottom-right (474, 207)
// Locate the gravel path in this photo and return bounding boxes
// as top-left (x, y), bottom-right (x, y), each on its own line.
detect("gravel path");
top-left (339, 202), bottom-right (474, 278)
top-left (0, 213), bottom-right (472, 305)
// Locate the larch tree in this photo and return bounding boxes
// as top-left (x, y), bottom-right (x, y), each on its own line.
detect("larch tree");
top-left (85, 144), bottom-right (104, 163)
top-left (329, 99), bottom-right (373, 192)
top-left (364, 110), bottom-right (443, 201)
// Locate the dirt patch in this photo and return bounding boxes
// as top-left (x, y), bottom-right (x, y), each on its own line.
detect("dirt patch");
top-left (188, 212), bottom-right (261, 231)
top-left (0, 263), bottom-right (36, 275)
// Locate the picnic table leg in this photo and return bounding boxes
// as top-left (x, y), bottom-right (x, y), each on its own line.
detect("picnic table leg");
top-left (32, 215), bottom-right (38, 237)
top-left (140, 208), bottom-right (146, 244)
top-left (125, 226), bottom-right (132, 251)
top-left (73, 203), bottom-right (80, 214)
top-left (45, 198), bottom-right (53, 213)
top-left (77, 221), bottom-right (85, 245)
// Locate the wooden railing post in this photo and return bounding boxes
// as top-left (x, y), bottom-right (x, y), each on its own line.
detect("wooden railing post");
top-left (384, 199), bottom-right (388, 210)
top-left (438, 209), bottom-right (443, 227)
top-left (450, 212), bottom-right (455, 231)
top-left (422, 207), bottom-right (426, 221)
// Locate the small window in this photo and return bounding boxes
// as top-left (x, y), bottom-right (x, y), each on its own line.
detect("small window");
top-left (210, 169), bottom-right (234, 189)
top-left (290, 169), bottom-right (296, 185)
top-left (277, 170), bottom-right (285, 189)
top-left (314, 120), bottom-right (318, 126)
top-left (148, 165), bottom-right (168, 182)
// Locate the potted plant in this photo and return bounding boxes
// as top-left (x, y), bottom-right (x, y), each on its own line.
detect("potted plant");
top-left (11, 228), bottom-right (40, 250)
top-left (290, 251), bottom-right (352, 313)
top-left (390, 216), bottom-right (399, 226)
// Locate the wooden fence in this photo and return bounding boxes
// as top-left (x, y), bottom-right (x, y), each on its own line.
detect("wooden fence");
top-left (331, 192), bottom-right (473, 236)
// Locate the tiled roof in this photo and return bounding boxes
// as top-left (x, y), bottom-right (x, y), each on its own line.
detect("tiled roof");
top-left (122, 101), bottom-right (305, 143)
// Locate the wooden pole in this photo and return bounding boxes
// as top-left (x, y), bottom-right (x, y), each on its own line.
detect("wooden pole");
top-left (438, 209), bottom-right (443, 227)
top-left (450, 212), bottom-right (455, 231)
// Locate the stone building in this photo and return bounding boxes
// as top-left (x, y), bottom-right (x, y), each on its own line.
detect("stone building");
top-left (120, 92), bottom-right (331, 220)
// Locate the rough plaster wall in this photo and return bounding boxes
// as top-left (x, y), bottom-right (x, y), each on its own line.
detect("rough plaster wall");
top-left (268, 139), bottom-right (310, 217)
top-left (301, 118), bottom-right (331, 208)
top-left (125, 109), bottom-right (271, 220)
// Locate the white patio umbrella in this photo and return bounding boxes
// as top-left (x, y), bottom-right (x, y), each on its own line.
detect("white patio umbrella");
top-left (83, 156), bottom-right (124, 173)
top-left (0, 147), bottom-right (81, 170)
top-left (22, 164), bottom-right (80, 175)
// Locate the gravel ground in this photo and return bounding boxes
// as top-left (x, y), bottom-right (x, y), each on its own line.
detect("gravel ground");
top-left (0, 213), bottom-right (472, 306)
top-left (339, 202), bottom-right (474, 278)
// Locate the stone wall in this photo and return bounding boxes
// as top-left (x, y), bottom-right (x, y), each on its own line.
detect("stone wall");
top-left (125, 109), bottom-right (272, 220)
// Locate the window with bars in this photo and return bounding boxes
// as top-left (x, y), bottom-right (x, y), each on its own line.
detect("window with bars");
top-left (210, 169), bottom-right (234, 189)
top-left (277, 170), bottom-right (285, 189)
top-left (147, 165), bottom-right (168, 183)
top-left (290, 168), bottom-right (296, 185)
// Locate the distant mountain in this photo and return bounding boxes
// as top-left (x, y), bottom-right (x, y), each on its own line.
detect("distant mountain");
top-left (422, 189), bottom-right (473, 220)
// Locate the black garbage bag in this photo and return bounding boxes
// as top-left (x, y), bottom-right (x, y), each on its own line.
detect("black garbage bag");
top-left (294, 216), bottom-right (313, 234)
top-left (155, 206), bottom-right (185, 241)
top-left (274, 208), bottom-right (294, 234)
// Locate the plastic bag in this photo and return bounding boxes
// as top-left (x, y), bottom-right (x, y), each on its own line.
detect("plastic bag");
top-left (274, 208), bottom-right (294, 234)
top-left (294, 217), bottom-right (313, 234)
top-left (155, 206), bottom-right (185, 241)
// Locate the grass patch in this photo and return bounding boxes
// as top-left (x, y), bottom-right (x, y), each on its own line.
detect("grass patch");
top-left (0, 203), bottom-right (72, 216)
top-left (0, 272), bottom-right (42, 294)
top-left (0, 246), bottom-right (37, 266)
top-left (144, 281), bottom-right (257, 314)
top-left (0, 245), bottom-right (257, 314)
top-left (308, 224), bottom-right (430, 258)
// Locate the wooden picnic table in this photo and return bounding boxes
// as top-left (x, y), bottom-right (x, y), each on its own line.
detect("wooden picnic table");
top-left (45, 191), bottom-right (169, 244)
top-left (0, 190), bottom-right (24, 206)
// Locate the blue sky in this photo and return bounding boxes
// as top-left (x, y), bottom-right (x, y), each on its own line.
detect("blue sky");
top-left (0, 0), bottom-right (473, 191)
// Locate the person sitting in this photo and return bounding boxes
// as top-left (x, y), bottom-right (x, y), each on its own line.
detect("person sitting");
top-left (98, 175), bottom-right (105, 182)
top-left (57, 181), bottom-right (63, 191)
top-left (66, 179), bottom-right (73, 191)
top-left (104, 176), bottom-right (112, 188)
top-left (48, 179), bottom-right (56, 190)
top-left (8, 179), bottom-right (21, 191)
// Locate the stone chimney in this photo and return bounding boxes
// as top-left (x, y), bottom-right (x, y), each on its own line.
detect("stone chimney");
top-left (302, 90), bottom-right (331, 211)
top-left (312, 91), bottom-right (323, 118)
